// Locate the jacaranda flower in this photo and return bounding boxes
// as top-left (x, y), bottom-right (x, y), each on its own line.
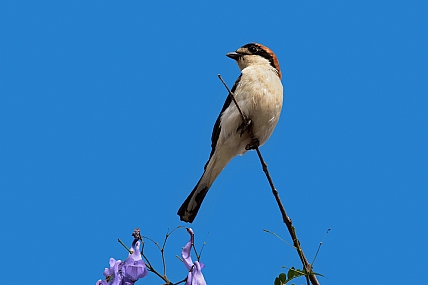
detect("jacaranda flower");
top-left (101, 258), bottom-right (124, 285)
top-left (123, 239), bottom-right (148, 282)
top-left (182, 228), bottom-right (206, 285)
top-left (97, 228), bottom-right (149, 285)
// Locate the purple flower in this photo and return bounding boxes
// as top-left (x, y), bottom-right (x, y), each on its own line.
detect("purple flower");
top-left (182, 228), bottom-right (206, 285)
top-left (123, 239), bottom-right (148, 281)
top-left (102, 258), bottom-right (124, 285)
top-left (98, 233), bottom-right (148, 285)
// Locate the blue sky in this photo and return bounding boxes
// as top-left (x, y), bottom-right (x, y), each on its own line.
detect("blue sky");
top-left (1, 1), bottom-right (427, 284)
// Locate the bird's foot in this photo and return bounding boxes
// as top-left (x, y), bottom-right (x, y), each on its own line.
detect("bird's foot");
top-left (245, 138), bottom-right (260, 150)
top-left (238, 118), bottom-right (252, 136)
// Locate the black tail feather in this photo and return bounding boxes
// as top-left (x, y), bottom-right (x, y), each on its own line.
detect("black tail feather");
top-left (177, 177), bottom-right (209, 223)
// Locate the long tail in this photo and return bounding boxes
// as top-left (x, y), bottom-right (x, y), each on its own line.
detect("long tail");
top-left (177, 149), bottom-right (234, 223)
top-left (177, 173), bottom-right (211, 223)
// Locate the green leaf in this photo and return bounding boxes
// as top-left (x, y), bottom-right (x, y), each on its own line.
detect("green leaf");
top-left (311, 271), bottom-right (326, 278)
top-left (284, 267), bottom-right (306, 283)
top-left (274, 273), bottom-right (287, 285)
top-left (279, 273), bottom-right (286, 282)
top-left (276, 267), bottom-right (326, 285)
top-left (287, 267), bottom-right (295, 280)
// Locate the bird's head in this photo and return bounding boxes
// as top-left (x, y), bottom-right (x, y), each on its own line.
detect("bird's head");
top-left (226, 43), bottom-right (281, 79)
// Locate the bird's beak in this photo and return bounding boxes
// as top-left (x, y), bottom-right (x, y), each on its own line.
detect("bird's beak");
top-left (226, 51), bottom-right (241, 60)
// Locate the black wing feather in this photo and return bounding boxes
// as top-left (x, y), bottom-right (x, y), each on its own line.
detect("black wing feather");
top-left (204, 75), bottom-right (242, 169)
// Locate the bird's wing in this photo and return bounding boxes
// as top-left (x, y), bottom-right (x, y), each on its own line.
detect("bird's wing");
top-left (205, 74), bottom-right (242, 170)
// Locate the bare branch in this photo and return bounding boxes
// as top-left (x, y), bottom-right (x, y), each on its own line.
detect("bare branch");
top-left (160, 226), bottom-right (183, 277)
top-left (217, 74), bottom-right (321, 285)
top-left (117, 238), bottom-right (133, 254)
top-left (139, 227), bottom-right (182, 285)
top-left (217, 74), bottom-right (248, 123)
top-left (140, 244), bottom-right (170, 284)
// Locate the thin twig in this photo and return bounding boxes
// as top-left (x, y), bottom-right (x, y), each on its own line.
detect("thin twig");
top-left (161, 228), bottom-right (170, 277)
top-left (142, 235), bottom-right (162, 251)
top-left (141, 249), bottom-right (173, 285)
top-left (263, 229), bottom-right (293, 247)
top-left (117, 238), bottom-right (133, 254)
top-left (160, 226), bottom-right (183, 277)
top-left (192, 243), bottom-right (199, 261)
top-left (311, 229), bottom-right (330, 266)
top-left (218, 74), bottom-right (247, 123)
top-left (139, 227), bottom-right (182, 285)
top-left (255, 138), bottom-right (319, 285)
top-left (198, 241), bottom-right (207, 261)
top-left (173, 276), bottom-right (189, 285)
top-left (185, 228), bottom-right (200, 262)
top-left (217, 74), bottom-right (320, 285)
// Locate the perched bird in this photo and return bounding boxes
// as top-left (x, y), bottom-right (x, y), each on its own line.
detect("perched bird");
top-left (177, 43), bottom-right (283, 223)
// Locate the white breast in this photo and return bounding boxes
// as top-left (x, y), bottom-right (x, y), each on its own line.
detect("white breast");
top-left (220, 65), bottom-right (283, 152)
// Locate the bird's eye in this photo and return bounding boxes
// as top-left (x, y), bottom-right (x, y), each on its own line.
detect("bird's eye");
top-left (249, 46), bottom-right (258, 53)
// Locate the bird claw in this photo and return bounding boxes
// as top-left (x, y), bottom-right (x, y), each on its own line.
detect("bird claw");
top-left (245, 138), bottom-right (260, 150)
top-left (238, 118), bottom-right (259, 150)
top-left (239, 119), bottom-right (252, 136)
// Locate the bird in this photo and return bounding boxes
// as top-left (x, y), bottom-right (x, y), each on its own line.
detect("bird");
top-left (177, 43), bottom-right (283, 223)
